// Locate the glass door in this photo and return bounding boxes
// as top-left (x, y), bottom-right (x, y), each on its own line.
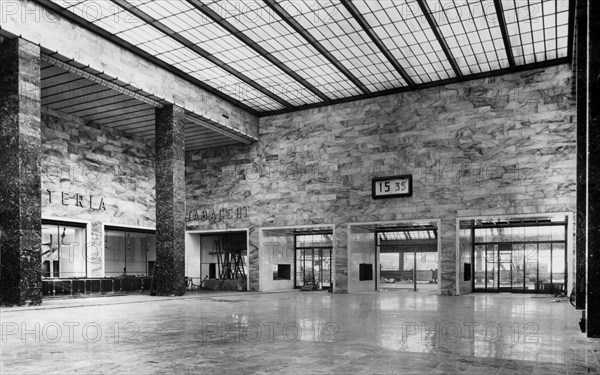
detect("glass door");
top-left (486, 245), bottom-right (498, 290)
top-left (295, 248), bottom-right (305, 287)
top-left (472, 222), bottom-right (567, 293)
top-left (512, 245), bottom-right (525, 291)
top-left (295, 248), bottom-right (332, 288)
top-left (524, 244), bottom-right (538, 291)
top-left (498, 249), bottom-right (512, 290)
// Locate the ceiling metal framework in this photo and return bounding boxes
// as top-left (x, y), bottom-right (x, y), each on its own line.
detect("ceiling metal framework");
top-left (263, 0), bottom-right (371, 94)
top-left (493, 0), bottom-right (516, 68)
top-left (186, 0), bottom-right (332, 102)
top-left (111, 0), bottom-right (293, 109)
top-left (415, 0), bottom-right (463, 78)
top-left (38, 0), bottom-right (574, 117)
top-left (340, 0), bottom-right (416, 88)
top-left (40, 51), bottom-right (253, 150)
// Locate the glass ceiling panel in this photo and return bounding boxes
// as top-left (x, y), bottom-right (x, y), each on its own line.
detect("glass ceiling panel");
top-left (135, 1), bottom-right (322, 106)
top-left (203, 0), bottom-right (363, 99)
top-left (427, 0), bottom-right (509, 76)
top-left (355, 0), bottom-right (456, 84)
top-left (503, 0), bottom-right (569, 65)
top-left (49, 0), bottom-right (293, 111)
top-left (47, 0), bottom-right (572, 113)
top-left (279, 0), bottom-right (408, 92)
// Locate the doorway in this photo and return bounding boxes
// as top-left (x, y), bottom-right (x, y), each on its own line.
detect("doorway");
top-left (377, 227), bottom-right (438, 292)
top-left (472, 219), bottom-right (567, 294)
top-left (294, 233), bottom-right (332, 289)
top-left (186, 230), bottom-right (248, 291)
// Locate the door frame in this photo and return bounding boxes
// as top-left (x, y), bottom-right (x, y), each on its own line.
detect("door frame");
top-left (464, 215), bottom-right (571, 294)
top-left (294, 237), bottom-right (333, 289)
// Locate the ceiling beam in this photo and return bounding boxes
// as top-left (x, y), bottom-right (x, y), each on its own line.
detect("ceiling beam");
top-left (493, 0), bottom-right (515, 68)
top-left (415, 0), bottom-right (463, 79)
top-left (111, 0), bottom-right (293, 109)
top-left (341, 0), bottom-right (415, 88)
top-left (186, 0), bottom-right (331, 103)
top-left (263, 0), bottom-right (371, 94)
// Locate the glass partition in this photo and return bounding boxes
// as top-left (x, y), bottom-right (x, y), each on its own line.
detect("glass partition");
top-left (472, 221), bottom-right (567, 293)
top-left (41, 221), bottom-right (87, 278)
top-left (104, 227), bottom-right (156, 277)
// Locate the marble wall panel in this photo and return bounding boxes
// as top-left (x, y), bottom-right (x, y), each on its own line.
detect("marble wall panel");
top-left (185, 64), bottom-right (577, 294)
top-left (40, 107), bottom-right (156, 277)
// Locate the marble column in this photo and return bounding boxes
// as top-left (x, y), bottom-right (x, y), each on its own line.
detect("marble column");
top-left (586, 0), bottom-right (600, 338)
top-left (0, 38), bottom-right (42, 306)
top-left (248, 227), bottom-right (259, 291)
top-left (439, 219), bottom-right (457, 296)
top-left (154, 105), bottom-right (186, 296)
top-left (333, 223), bottom-right (348, 293)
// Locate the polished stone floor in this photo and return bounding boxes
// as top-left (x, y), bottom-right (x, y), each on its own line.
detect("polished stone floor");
top-left (1, 291), bottom-right (598, 374)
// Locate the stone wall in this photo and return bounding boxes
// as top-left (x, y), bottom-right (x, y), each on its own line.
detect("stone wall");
top-left (41, 107), bottom-right (156, 276)
top-left (185, 64), bottom-right (577, 294)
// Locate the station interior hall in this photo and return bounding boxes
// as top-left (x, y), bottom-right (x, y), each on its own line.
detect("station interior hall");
top-left (0, 0), bottom-right (599, 374)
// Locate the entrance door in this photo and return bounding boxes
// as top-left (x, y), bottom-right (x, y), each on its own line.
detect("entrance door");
top-left (295, 248), bottom-right (332, 288)
top-left (377, 228), bottom-right (438, 292)
top-left (498, 248), bottom-right (512, 291)
top-left (472, 222), bottom-right (567, 293)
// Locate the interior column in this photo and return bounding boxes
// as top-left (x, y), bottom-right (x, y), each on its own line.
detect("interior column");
top-left (0, 38), bottom-right (42, 306)
top-left (154, 104), bottom-right (186, 296)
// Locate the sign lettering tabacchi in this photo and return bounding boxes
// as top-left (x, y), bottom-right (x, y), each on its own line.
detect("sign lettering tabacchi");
top-left (187, 206), bottom-right (248, 222)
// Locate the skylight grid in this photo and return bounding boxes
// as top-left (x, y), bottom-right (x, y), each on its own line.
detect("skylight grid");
top-left (114, 2), bottom-right (320, 106)
top-left (504, 0), bottom-right (566, 65)
top-left (132, 36), bottom-right (187, 56)
top-left (223, 61), bottom-right (323, 106)
top-left (358, 0), bottom-right (455, 84)
top-left (45, 0), bottom-right (574, 113)
top-left (64, 0), bottom-right (124, 24)
top-left (210, 2), bottom-right (365, 97)
top-left (136, 1), bottom-right (195, 21)
top-left (187, 70), bottom-right (285, 111)
top-left (51, 0), bottom-right (83, 8)
top-left (159, 12), bottom-right (211, 33)
top-left (115, 24), bottom-right (167, 44)
top-left (178, 27), bottom-right (324, 106)
top-left (58, 0), bottom-right (139, 37)
top-left (426, 0), bottom-right (503, 76)
top-left (205, 2), bottom-right (276, 32)
top-left (172, 58), bottom-right (215, 74)
top-left (279, 0), bottom-right (407, 90)
top-left (201, 0), bottom-right (365, 98)
top-left (321, 36), bottom-right (408, 90)
top-left (49, 0), bottom-right (283, 111)
top-left (93, 13), bottom-right (140, 35)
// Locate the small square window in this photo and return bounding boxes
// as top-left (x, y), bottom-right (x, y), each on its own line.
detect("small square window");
top-left (359, 263), bottom-right (373, 281)
top-left (273, 264), bottom-right (291, 280)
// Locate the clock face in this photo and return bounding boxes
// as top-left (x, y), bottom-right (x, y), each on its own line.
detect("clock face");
top-left (372, 175), bottom-right (412, 199)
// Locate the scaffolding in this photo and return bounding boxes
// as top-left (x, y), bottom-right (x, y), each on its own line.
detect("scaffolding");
top-left (212, 240), bottom-right (246, 279)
